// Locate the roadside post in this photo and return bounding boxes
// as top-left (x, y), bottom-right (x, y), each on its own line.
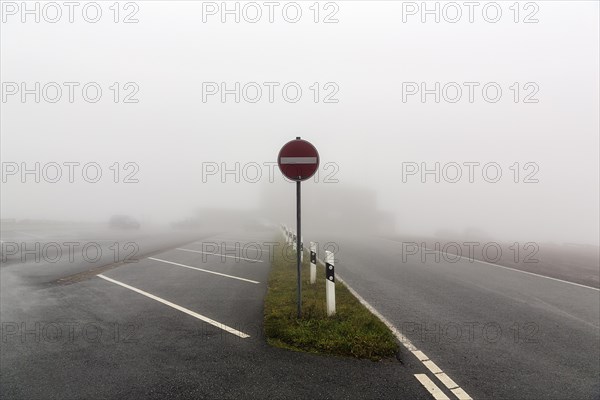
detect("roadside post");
top-left (309, 242), bottom-right (317, 284)
top-left (325, 250), bottom-right (336, 316)
top-left (278, 137), bottom-right (320, 318)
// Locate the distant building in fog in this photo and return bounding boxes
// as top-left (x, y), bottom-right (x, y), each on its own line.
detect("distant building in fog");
top-left (259, 182), bottom-right (396, 235)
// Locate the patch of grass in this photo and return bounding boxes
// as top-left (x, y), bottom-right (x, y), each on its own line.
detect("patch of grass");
top-left (263, 238), bottom-right (399, 361)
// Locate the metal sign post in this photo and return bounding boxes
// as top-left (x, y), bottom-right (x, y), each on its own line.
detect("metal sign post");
top-left (296, 180), bottom-right (302, 318)
top-left (278, 137), bottom-right (320, 319)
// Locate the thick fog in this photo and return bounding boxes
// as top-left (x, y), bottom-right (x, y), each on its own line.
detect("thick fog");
top-left (1, 1), bottom-right (598, 245)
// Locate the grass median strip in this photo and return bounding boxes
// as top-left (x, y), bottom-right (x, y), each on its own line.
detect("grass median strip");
top-left (263, 239), bottom-right (399, 361)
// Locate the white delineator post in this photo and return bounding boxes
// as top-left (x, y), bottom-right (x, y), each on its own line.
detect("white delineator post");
top-left (325, 250), bottom-right (336, 316)
top-left (309, 242), bottom-right (317, 284)
top-left (300, 236), bottom-right (304, 262)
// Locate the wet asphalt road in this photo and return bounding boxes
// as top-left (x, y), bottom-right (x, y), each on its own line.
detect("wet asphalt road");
top-left (1, 225), bottom-right (435, 400)
top-left (304, 231), bottom-right (600, 400)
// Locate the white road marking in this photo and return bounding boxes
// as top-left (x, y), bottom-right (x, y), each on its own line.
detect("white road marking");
top-left (317, 256), bottom-right (416, 350)
top-left (451, 387), bottom-right (474, 400)
top-left (436, 373), bottom-right (459, 390)
top-left (423, 360), bottom-right (444, 375)
top-left (175, 248), bottom-right (264, 263)
top-left (412, 350), bottom-right (473, 399)
top-left (220, 246), bottom-right (271, 254)
top-left (97, 274), bottom-right (250, 338)
top-left (15, 231), bottom-right (45, 239)
top-left (315, 256), bottom-right (473, 399)
top-left (423, 246), bottom-right (599, 292)
top-left (148, 257), bottom-right (260, 284)
top-left (414, 374), bottom-right (450, 400)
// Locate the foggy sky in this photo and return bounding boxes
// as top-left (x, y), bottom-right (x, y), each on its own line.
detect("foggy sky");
top-left (1, 1), bottom-right (598, 245)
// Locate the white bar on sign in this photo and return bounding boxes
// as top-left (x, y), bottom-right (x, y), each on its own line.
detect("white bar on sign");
top-left (280, 157), bottom-right (317, 164)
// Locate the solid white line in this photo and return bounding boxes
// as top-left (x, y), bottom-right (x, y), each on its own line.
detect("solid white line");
top-left (175, 248), bottom-right (264, 263)
top-left (220, 246), bottom-right (272, 254)
top-left (424, 247), bottom-right (599, 291)
top-left (414, 374), bottom-right (450, 400)
top-left (15, 231), bottom-right (45, 239)
top-left (148, 257), bottom-right (260, 284)
top-left (97, 274), bottom-right (250, 338)
top-left (316, 256), bottom-right (417, 351)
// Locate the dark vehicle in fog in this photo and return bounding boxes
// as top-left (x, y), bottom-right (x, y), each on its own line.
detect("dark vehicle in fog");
top-left (109, 215), bottom-right (140, 229)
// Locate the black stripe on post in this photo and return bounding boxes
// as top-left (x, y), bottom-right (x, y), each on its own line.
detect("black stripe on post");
top-left (325, 262), bottom-right (335, 282)
top-left (310, 251), bottom-right (316, 264)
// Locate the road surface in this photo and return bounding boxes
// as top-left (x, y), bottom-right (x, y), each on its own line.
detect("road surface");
top-left (2, 223), bottom-right (598, 399)
top-left (304, 231), bottom-right (600, 400)
top-left (1, 224), bottom-right (436, 399)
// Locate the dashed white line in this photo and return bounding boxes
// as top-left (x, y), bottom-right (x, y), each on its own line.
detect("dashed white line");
top-left (97, 274), bottom-right (250, 338)
top-left (315, 256), bottom-right (473, 400)
top-left (436, 373), bottom-right (459, 390)
top-left (413, 350), bottom-right (429, 361)
top-left (413, 350), bottom-right (473, 399)
top-left (415, 374), bottom-right (450, 400)
top-left (423, 360), bottom-right (444, 375)
top-left (451, 387), bottom-right (474, 400)
top-left (148, 257), bottom-right (260, 284)
top-left (175, 248), bottom-right (264, 263)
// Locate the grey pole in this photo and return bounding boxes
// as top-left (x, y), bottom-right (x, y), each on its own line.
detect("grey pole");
top-left (296, 137), bottom-right (302, 319)
top-left (296, 179), bottom-right (302, 318)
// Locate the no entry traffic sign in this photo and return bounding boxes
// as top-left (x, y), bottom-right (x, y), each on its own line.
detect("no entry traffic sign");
top-left (277, 138), bottom-right (320, 181)
top-left (277, 137), bottom-right (320, 318)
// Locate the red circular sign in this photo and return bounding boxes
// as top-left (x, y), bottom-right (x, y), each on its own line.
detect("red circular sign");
top-left (278, 138), bottom-right (320, 181)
